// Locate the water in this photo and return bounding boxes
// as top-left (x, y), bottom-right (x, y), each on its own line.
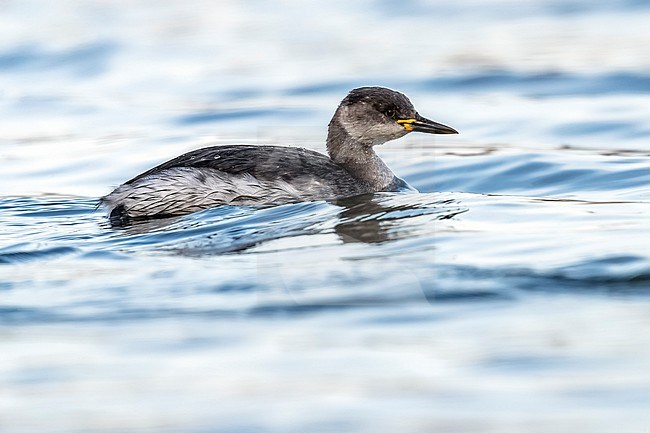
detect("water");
top-left (1, 1), bottom-right (650, 432)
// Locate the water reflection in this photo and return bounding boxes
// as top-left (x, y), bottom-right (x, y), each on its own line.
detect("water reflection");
top-left (334, 193), bottom-right (468, 244)
top-left (97, 192), bottom-right (470, 254)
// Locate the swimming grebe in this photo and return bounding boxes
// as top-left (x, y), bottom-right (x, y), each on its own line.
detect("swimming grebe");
top-left (102, 87), bottom-right (458, 225)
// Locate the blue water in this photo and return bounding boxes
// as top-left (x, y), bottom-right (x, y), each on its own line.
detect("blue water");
top-left (1, 1), bottom-right (650, 432)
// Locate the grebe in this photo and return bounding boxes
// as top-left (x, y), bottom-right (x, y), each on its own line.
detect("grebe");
top-left (102, 87), bottom-right (457, 225)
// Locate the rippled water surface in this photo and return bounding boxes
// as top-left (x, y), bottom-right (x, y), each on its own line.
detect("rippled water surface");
top-left (1, 1), bottom-right (650, 432)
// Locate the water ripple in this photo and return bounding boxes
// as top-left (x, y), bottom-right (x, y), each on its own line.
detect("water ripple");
top-left (0, 42), bottom-right (117, 77)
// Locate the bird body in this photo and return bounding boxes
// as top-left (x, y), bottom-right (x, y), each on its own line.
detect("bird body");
top-left (102, 87), bottom-right (457, 225)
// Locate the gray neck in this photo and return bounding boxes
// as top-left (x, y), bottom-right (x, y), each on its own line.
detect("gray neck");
top-left (326, 118), bottom-right (395, 191)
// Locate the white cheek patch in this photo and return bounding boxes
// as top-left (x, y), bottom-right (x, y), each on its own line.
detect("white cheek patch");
top-left (364, 122), bottom-right (409, 145)
top-left (339, 105), bottom-right (408, 145)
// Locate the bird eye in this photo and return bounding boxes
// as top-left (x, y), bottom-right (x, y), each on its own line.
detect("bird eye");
top-left (386, 108), bottom-right (396, 119)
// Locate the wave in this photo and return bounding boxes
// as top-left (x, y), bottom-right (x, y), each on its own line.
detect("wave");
top-left (283, 70), bottom-right (650, 100)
